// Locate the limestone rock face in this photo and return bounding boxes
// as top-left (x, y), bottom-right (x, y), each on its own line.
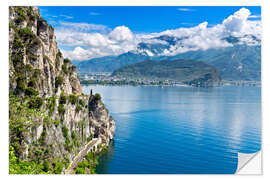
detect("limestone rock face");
top-left (9, 6), bottom-right (115, 170)
top-left (9, 6), bottom-right (82, 97)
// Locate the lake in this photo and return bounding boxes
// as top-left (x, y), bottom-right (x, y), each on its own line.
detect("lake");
top-left (82, 85), bottom-right (261, 174)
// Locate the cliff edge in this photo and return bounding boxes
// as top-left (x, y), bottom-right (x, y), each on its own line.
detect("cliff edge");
top-left (9, 6), bottom-right (115, 174)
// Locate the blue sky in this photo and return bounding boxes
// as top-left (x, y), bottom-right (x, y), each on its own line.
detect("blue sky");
top-left (39, 6), bottom-right (261, 33)
top-left (37, 6), bottom-right (261, 61)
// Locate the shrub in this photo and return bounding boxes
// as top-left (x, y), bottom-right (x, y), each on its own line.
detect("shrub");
top-left (58, 104), bottom-right (65, 115)
top-left (87, 134), bottom-right (93, 142)
top-left (56, 51), bottom-right (62, 58)
top-left (94, 93), bottom-right (101, 101)
top-left (71, 131), bottom-right (77, 140)
top-left (18, 27), bottom-right (34, 40)
top-left (54, 120), bottom-right (60, 127)
top-left (62, 64), bottom-right (68, 74)
top-left (25, 64), bottom-right (32, 72)
top-left (55, 76), bottom-right (64, 88)
top-left (64, 138), bottom-right (72, 152)
top-left (79, 99), bottom-right (86, 107)
top-left (59, 94), bottom-right (67, 105)
top-left (101, 146), bottom-right (108, 153)
top-left (64, 58), bottom-right (71, 64)
top-left (46, 96), bottom-right (56, 114)
top-left (28, 97), bottom-right (43, 109)
top-left (17, 7), bottom-right (26, 19)
top-left (13, 38), bottom-right (24, 50)
top-left (62, 125), bottom-right (68, 138)
top-left (75, 167), bottom-right (85, 174)
top-left (64, 157), bottom-right (70, 169)
top-left (16, 76), bottom-right (26, 91)
top-left (53, 160), bottom-right (64, 174)
top-left (15, 8), bottom-right (26, 24)
top-left (69, 94), bottom-right (78, 105)
top-left (33, 69), bottom-right (40, 78)
top-left (42, 160), bottom-right (49, 172)
top-left (75, 105), bottom-right (82, 112)
top-left (25, 87), bottom-right (38, 96)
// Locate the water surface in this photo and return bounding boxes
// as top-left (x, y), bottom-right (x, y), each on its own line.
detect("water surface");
top-left (82, 85), bottom-right (261, 174)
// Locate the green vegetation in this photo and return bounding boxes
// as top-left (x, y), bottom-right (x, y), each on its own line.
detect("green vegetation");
top-left (9, 146), bottom-right (46, 174)
top-left (33, 69), bottom-right (40, 78)
top-left (18, 27), bottom-right (34, 40)
top-left (112, 59), bottom-right (221, 86)
top-left (46, 96), bottom-right (56, 115)
top-left (79, 99), bottom-right (86, 107)
top-left (59, 92), bottom-right (67, 105)
top-left (25, 64), bottom-right (33, 72)
top-left (56, 51), bottom-right (62, 58)
top-left (58, 104), bottom-right (65, 115)
top-left (62, 64), bottom-right (68, 75)
top-left (52, 158), bottom-right (64, 174)
top-left (54, 119), bottom-right (60, 127)
top-left (64, 58), bottom-right (71, 64)
top-left (74, 145), bottom-right (109, 174)
top-left (94, 93), bottom-right (101, 101)
top-left (16, 75), bottom-right (26, 92)
top-left (75, 105), bottom-right (82, 112)
top-left (25, 87), bottom-right (38, 96)
top-left (74, 152), bottom-right (99, 174)
top-left (9, 94), bottom-right (55, 174)
top-left (28, 96), bottom-right (43, 109)
top-left (87, 134), bottom-right (94, 142)
top-left (69, 94), bottom-right (78, 105)
top-left (62, 125), bottom-right (69, 138)
top-left (15, 8), bottom-right (26, 24)
top-left (55, 76), bottom-right (64, 88)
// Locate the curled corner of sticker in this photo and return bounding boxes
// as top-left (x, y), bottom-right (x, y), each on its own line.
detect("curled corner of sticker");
top-left (235, 150), bottom-right (262, 175)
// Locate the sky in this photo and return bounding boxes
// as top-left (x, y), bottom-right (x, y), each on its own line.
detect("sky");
top-left (38, 6), bottom-right (261, 61)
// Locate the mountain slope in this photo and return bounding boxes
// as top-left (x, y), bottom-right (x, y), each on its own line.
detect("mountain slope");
top-left (9, 6), bottom-right (115, 174)
top-left (112, 59), bottom-right (221, 86)
top-left (164, 45), bottom-right (261, 81)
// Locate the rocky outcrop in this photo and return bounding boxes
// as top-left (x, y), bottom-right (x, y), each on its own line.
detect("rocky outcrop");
top-left (9, 6), bottom-right (82, 97)
top-left (9, 6), bottom-right (115, 174)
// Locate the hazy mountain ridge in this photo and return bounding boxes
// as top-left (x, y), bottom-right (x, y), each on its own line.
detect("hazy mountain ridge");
top-left (77, 39), bottom-right (261, 81)
top-left (112, 59), bottom-right (221, 86)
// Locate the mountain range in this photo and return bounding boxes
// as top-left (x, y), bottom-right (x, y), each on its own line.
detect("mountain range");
top-left (77, 35), bottom-right (261, 81)
top-left (112, 59), bottom-right (221, 86)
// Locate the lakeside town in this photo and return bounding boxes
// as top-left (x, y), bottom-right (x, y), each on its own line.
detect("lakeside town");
top-left (78, 72), bottom-right (261, 87)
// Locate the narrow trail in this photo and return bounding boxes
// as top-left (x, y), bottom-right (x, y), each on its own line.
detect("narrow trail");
top-left (65, 138), bottom-right (99, 174)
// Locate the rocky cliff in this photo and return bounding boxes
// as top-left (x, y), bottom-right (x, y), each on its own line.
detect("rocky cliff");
top-left (9, 6), bottom-right (115, 174)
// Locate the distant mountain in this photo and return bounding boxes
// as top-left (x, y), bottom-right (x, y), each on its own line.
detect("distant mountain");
top-left (112, 59), bottom-right (221, 86)
top-left (76, 35), bottom-right (261, 81)
top-left (159, 45), bottom-right (261, 81)
top-left (77, 52), bottom-right (151, 72)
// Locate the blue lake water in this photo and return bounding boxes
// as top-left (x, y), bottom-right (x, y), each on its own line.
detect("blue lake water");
top-left (82, 85), bottom-right (261, 174)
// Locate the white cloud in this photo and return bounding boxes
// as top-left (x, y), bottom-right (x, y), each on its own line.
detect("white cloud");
top-left (56, 25), bottom-right (137, 60)
top-left (222, 8), bottom-right (251, 33)
top-left (59, 14), bottom-right (73, 19)
top-left (177, 8), bottom-right (195, 12)
top-left (249, 15), bottom-right (261, 19)
top-left (56, 8), bottom-right (261, 61)
top-left (89, 12), bottom-right (101, 16)
top-left (109, 26), bottom-right (134, 42)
